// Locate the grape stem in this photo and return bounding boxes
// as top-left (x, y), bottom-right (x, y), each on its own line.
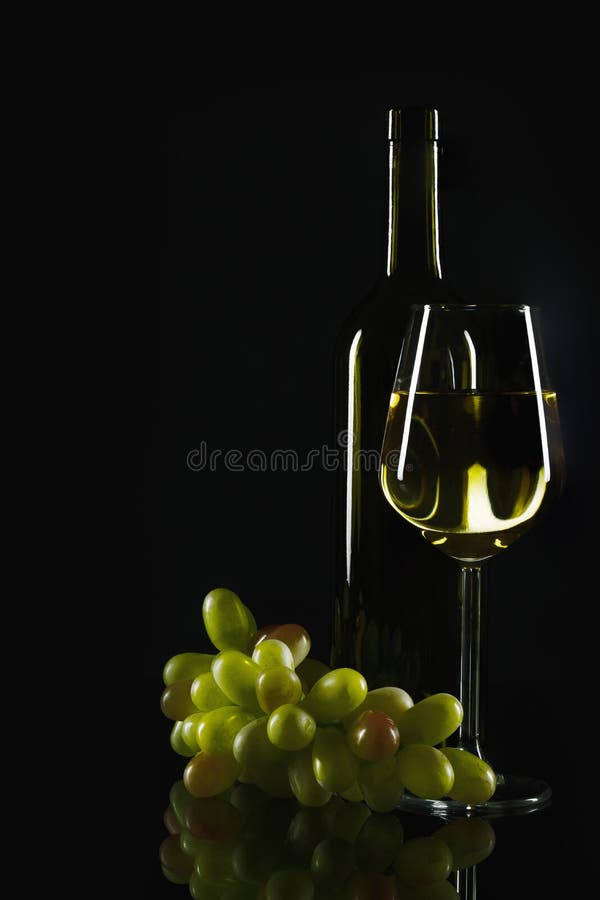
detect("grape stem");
top-left (458, 564), bottom-right (484, 760)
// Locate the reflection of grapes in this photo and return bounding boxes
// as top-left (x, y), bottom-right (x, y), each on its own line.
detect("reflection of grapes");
top-left (161, 587), bottom-right (497, 815)
top-left (159, 778), bottom-right (496, 896)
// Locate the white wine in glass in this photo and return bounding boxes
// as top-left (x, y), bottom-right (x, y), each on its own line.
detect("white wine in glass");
top-left (380, 303), bottom-right (566, 814)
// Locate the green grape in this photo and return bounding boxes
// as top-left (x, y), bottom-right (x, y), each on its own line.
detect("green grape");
top-left (346, 686), bottom-right (414, 727)
top-left (188, 871), bottom-right (223, 899)
top-left (195, 839), bottom-right (236, 887)
top-left (160, 864), bottom-right (190, 885)
top-left (170, 720), bottom-right (196, 757)
top-left (312, 727), bottom-right (358, 793)
top-left (346, 711), bottom-right (400, 762)
top-left (163, 652), bottom-right (214, 686)
top-left (232, 835), bottom-right (288, 884)
top-left (164, 803), bottom-right (181, 835)
top-left (182, 712), bottom-right (206, 751)
top-left (160, 679), bottom-right (197, 721)
top-left (257, 666), bottom-right (303, 713)
top-left (267, 624), bottom-right (312, 667)
top-left (252, 638), bottom-right (295, 670)
top-left (310, 836), bottom-right (356, 886)
top-left (265, 867), bottom-right (315, 900)
top-left (228, 782), bottom-right (271, 817)
top-left (221, 884), bottom-right (260, 900)
top-left (233, 716), bottom-right (289, 768)
top-left (340, 782), bottom-right (364, 802)
top-left (242, 603), bottom-right (257, 639)
top-left (393, 836), bottom-right (452, 888)
top-left (267, 704), bottom-right (316, 751)
top-left (184, 751), bottom-right (241, 798)
top-left (354, 813), bottom-right (404, 873)
top-left (191, 671), bottom-right (231, 710)
top-left (185, 795), bottom-right (242, 842)
top-left (395, 744), bottom-right (454, 800)
top-left (319, 793), bottom-right (345, 829)
top-left (197, 706), bottom-right (256, 757)
top-left (288, 746), bottom-right (332, 807)
top-left (396, 693), bottom-right (463, 747)
top-left (296, 658), bottom-right (331, 690)
top-left (343, 871), bottom-right (399, 900)
top-left (330, 801), bottom-right (371, 844)
top-left (287, 807), bottom-right (332, 865)
top-left (159, 833), bottom-right (195, 879)
top-left (304, 669), bottom-right (368, 724)
top-left (170, 779), bottom-right (194, 827)
top-left (439, 748), bottom-right (496, 803)
top-left (203, 588), bottom-right (251, 652)
top-left (212, 649), bottom-right (263, 712)
top-left (358, 757), bottom-right (405, 813)
top-left (179, 828), bottom-right (205, 857)
top-left (251, 762), bottom-right (295, 798)
top-left (435, 818), bottom-right (495, 870)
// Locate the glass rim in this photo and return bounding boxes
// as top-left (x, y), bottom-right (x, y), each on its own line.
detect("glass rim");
top-left (409, 303), bottom-right (534, 312)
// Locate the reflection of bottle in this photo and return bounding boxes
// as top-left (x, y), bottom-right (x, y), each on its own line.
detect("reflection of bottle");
top-left (331, 108), bottom-right (458, 694)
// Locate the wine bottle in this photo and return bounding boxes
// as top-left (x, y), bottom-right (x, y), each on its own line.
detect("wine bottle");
top-left (331, 108), bottom-right (460, 697)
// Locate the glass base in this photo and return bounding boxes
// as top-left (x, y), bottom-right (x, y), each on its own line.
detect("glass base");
top-left (396, 774), bottom-right (552, 818)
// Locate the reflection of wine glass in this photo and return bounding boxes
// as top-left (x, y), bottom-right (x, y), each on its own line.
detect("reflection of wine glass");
top-left (380, 304), bottom-right (566, 814)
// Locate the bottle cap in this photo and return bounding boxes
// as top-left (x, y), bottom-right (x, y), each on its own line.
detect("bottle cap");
top-left (388, 108), bottom-right (438, 141)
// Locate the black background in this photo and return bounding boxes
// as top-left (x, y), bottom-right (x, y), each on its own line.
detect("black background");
top-left (148, 68), bottom-right (596, 896)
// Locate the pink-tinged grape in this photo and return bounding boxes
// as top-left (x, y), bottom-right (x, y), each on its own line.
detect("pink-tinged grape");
top-left (396, 693), bottom-right (463, 747)
top-left (439, 749), bottom-right (496, 804)
top-left (195, 839), bottom-right (237, 887)
top-left (184, 751), bottom-right (241, 798)
top-left (288, 746), bottom-right (333, 807)
top-left (354, 814), bottom-right (404, 874)
top-left (312, 727), bottom-right (358, 793)
top-left (169, 779), bottom-right (194, 827)
top-left (310, 836), bottom-right (356, 886)
top-left (248, 624), bottom-right (279, 654)
top-left (170, 720), bottom-right (195, 757)
top-left (296, 658), bottom-right (331, 690)
top-left (304, 668), bottom-right (368, 724)
top-left (163, 652), bottom-right (214, 686)
top-left (182, 712), bottom-right (206, 751)
top-left (393, 836), bottom-right (452, 888)
top-left (253, 638), bottom-right (296, 670)
top-left (191, 671), bottom-right (231, 711)
top-left (233, 717), bottom-right (289, 768)
top-left (343, 871), bottom-right (400, 900)
top-left (346, 711), bottom-right (400, 762)
top-left (159, 833), bottom-right (195, 879)
top-left (267, 704), bottom-right (316, 751)
top-left (164, 804), bottom-right (181, 835)
top-left (330, 802), bottom-right (371, 845)
top-left (265, 867), bottom-right (316, 900)
top-left (346, 687), bottom-right (414, 727)
top-left (189, 871), bottom-right (223, 899)
top-left (202, 588), bottom-right (251, 652)
top-left (185, 795), bottom-right (242, 842)
top-left (434, 818), bottom-right (495, 870)
top-left (160, 679), bottom-right (196, 721)
top-left (257, 666), bottom-right (303, 713)
top-left (197, 706), bottom-right (256, 758)
top-left (267, 624), bottom-right (312, 667)
top-left (395, 744), bottom-right (454, 800)
top-left (358, 758), bottom-right (405, 813)
top-left (212, 650), bottom-right (263, 712)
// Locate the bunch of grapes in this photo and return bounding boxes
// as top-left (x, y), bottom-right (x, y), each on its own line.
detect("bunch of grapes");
top-left (161, 588), bottom-right (496, 813)
top-left (160, 778), bottom-right (496, 898)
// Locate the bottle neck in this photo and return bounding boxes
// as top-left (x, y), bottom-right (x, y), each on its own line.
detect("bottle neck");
top-left (387, 139), bottom-right (442, 281)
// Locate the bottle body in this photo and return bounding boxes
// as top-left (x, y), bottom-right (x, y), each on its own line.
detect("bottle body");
top-left (330, 109), bottom-right (461, 698)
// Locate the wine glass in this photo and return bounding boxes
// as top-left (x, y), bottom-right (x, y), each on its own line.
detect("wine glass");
top-left (379, 304), bottom-right (566, 814)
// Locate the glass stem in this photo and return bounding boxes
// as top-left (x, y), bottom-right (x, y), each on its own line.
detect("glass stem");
top-left (458, 564), bottom-right (484, 759)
